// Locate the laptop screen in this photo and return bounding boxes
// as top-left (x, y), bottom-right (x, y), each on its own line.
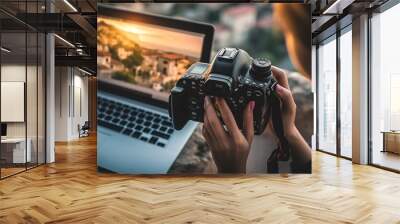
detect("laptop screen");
top-left (97, 16), bottom-right (205, 102)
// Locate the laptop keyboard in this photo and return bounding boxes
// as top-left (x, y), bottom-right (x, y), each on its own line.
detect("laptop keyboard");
top-left (97, 96), bottom-right (175, 148)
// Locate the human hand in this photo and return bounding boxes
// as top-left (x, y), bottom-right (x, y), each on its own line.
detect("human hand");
top-left (271, 66), bottom-right (297, 138)
top-left (202, 96), bottom-right (255, 173)
top-left (271, 66), bottom-right (312, 167)
top-left (271, 66), bottom-right (311, 168)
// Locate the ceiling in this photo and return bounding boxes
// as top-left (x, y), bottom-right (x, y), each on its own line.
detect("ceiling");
top-left (2, 0), bottom-right (394, 74)
top-left (0, 0), bottom-right (97, 74)
top-left (308, 0), bottom-right (390, 43)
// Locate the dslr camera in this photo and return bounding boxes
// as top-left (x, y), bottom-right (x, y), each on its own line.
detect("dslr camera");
top-left (168, 48), bottom-right (281, 135)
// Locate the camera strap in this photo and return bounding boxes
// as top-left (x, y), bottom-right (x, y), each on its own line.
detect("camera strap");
top-left (267, 94), bottom-right (290, 173)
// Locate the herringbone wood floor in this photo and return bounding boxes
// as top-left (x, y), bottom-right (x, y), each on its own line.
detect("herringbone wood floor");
top-left (1, 135), bottom-right (400, 224)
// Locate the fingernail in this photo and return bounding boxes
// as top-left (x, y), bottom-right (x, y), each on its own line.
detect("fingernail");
top-left (275, 84), bottom-right (284, 93)
top-left (250, 101), bottom-right (255, 111)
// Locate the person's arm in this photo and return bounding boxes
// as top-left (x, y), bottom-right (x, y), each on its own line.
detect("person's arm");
top-left (273, 68), bottom-right (311, 167)
top-left (286, 126), bottom-right (312, 166)
top-left (202, 66), bottom-right (311, 173)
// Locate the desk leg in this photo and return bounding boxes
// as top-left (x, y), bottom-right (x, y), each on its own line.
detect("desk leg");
top-left (382, 133), bottom-right (386, 153)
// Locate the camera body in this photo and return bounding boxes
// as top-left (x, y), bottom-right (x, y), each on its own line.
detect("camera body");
top-left (169, 48), bottom-right (278, 135)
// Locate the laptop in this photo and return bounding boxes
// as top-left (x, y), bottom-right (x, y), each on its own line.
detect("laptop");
top-left (97, 5), bottom-right (214, 174)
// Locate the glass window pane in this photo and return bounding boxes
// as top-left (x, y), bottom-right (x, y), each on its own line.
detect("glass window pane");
top-left (339, 29), bottom-right (352, 158)
top-left (38, 33), bottom-right (45, 165)
top-left (1, 31), bottom-right (27, 177)
top-left (1, 0), bottom-right (46, 179)
top-left (27, 31), bottom-right (38, 169)
top-left (371, 3), bottom-right (400, 171)
top-left (318, 37), bottom-right (337, 154)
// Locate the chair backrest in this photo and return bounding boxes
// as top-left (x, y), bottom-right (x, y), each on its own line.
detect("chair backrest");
top-left (82, 121), bottom-right (90, 129)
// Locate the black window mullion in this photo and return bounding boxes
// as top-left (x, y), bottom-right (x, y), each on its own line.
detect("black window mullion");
top-left (0, 20), bottom-right (2, 179)
top-left (44, 0), bottom-right (48, 165)
top-left (336, 30), bottom-right (341, 157)
top-left (25, 0), bottom-right (28, 171)
top-left (44, 32), bottom-right (47, 164)
top-left (367, 12), bottom-right (373, 165)
top-left (316, 44), bottom-right (319, 151)
top-left (73, 68), bottom-right (75, 118)
top-left (36, 0), bottom-right (39, 168)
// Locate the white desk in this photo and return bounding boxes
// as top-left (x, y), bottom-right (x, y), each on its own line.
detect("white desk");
top-left (1, 138), bottom-right (31, 163)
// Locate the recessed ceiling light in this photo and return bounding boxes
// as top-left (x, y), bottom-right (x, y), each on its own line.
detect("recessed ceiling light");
top-left (63, 0), bottom-right (78, 12)
top-left (1, 47), bottom-right (11, 53)
top-left (323, 0), bottom-right (354, 15)
top-left (78, 67), bottom-right (93, 76)
top-left (54, 34), bottom-right (75, 48)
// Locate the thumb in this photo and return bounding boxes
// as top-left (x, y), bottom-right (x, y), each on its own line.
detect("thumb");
top-left (243, 101), bottom-right (254, 144)
top-left (275, 84), bottom-right (296, 115)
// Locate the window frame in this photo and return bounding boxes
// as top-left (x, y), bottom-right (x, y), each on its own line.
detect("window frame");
top-left (367, 0), bottom-right (400, 173)
top-left (0, 1), bottom-right (47, 180)
top-left (315, 21), bottom-right (353, 160)
top-left (338, 25), bottom-right (353, 159)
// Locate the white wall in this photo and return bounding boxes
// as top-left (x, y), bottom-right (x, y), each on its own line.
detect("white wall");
top-left (55, 66), bottom-right (70, 141)
top-left (1, 65), bottom-right (28, 137)
top-left (70, 73), bottom-right (89, 138)
top-left (54, 67), bottom-right (89, 141)
top-left (1, 82), bottom-right (25, 122)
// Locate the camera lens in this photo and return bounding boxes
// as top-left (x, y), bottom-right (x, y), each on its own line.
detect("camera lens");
top-left (250, 58), bottom-right (272, 81)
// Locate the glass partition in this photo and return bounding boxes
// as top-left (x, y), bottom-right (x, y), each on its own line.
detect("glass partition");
top-left (27, 30), bottom-right (38, 169)
top-left (38, 32), bottom-right (45, 165)
top-left (317, 36), bottom-right (337, 154)
top-left (339, 28), bottom-right (352, 158)
top-left (370, 3), bottom-right (400, 171)
top-left (0, 1), bottom-right (46, 179)
top-left (0, 30), bottom-right (27, 177)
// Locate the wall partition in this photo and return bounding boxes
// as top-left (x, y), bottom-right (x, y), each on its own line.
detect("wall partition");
top-left (54, 67), bottom-right (90, 141)
top-left (317, 35), bottom-right (337, 155)
top-left (339, 27), bottom-right (352, 159)
top-left (370, 2), bottom-right (400, 172)
top-left (315, 0), bottom-right (400, 171)
top-left (316, 24), bottom-right (353, 159)
top-left (0, 1), bottom-right (46, 179)
top-left (1, 30), bottom-right (28, 177)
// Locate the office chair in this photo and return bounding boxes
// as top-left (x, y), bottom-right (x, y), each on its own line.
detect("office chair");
top-left (79, 121), bottom-right (90, 138)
